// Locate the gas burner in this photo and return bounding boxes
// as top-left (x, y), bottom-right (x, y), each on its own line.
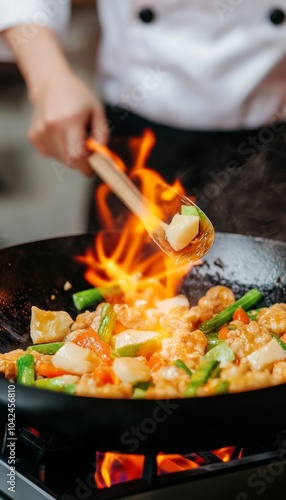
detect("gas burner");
top-left (1, 423), bottom-right (286, 500)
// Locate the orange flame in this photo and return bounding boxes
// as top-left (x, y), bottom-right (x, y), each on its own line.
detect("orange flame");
top-left (95, 453), bottom-right (144, 488)
top-left (95, 448), bottom-right (239, 488)
top-left (83, 133), bottom-right (233, 490)
top-left (79, 130), bottom-right (197, 298)
top-left (212, 447), bottom-right (236, 462)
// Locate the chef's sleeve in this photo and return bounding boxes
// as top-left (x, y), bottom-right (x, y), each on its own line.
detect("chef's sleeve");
top-left (0, 0), bottom-right (71, 61)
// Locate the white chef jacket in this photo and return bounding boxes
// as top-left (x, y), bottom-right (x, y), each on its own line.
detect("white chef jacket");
top-left (0, 1), bottom-right (71, 57)
top-left (1, 0), bottom-right (286, 130)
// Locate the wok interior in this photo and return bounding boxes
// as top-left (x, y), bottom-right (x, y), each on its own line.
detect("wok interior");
top-left (0, 232), bottom-right (286, 353)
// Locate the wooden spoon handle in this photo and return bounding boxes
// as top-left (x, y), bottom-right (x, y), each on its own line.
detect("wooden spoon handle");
top-left (88, 152), bottom-right (161, 232)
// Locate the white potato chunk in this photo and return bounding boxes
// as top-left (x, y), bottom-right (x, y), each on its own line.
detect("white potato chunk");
top-left (114, 330), bottom-right (158, 349)
top-left (113, 357), bottom-right (151, 385)
top-left (155, 294), bottom-right (189, 313)
top-left (246, 338), bottom-right (286, 370)
top-left (52, 342), bottom-right (96, 375)
top-left (30, 306), bottom-right (73, 344)
top-left (165, 214), bottom-right (199, 252)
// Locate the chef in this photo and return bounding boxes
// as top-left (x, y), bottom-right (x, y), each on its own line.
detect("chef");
top-left (0, 0), bottom-right (286, 237)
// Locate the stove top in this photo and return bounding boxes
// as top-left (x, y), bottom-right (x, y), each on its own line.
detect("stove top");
top-left (1, 421), bottom-right (286, 500)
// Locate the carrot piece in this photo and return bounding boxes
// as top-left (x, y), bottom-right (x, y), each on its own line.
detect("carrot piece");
top-left (93, 366), bottom-right (120, 386)
top-left (113, 322), bottom-right (126, 335)
top-left (74, 327), bottom-right (112, 364)
top-left (233, 307), bottom-right (250, 324)
top-left (218, 326), bottom-right (229, 339)
top-left (280, 332), bottom-right (286, 344)
top-left (148, 355), bottom-right (164, 372)
top-left (38, 363), bottom-right (68, 378)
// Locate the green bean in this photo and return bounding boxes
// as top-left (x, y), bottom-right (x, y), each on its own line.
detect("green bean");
top-left (27, 342), bottom-right (64, 355)
top-left (213, 380), bottom-right (229, 395)
top-left (199, 289), bottom-right (263, 335)
top-left (72, 285), bottom-right (121, 311)
top-left (35, 377), bottom-right (76, 394)
top-left (132, 388), bottom-right (147, 399)
top-left (175, 359), bottom-right (192, 376)
top-left (16, 354), bottom-right (35, 386)
top-left (98, 303), bottom-right (116, 343)
top-left (183, 360), bottom-right (219, 397)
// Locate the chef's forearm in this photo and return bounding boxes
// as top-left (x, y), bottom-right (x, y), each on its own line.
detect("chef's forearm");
top-left (2, 25), bottom-right (73, 102)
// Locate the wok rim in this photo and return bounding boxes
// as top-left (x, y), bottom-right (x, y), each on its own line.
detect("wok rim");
top-left (1, 367), bottom-right (286, 403)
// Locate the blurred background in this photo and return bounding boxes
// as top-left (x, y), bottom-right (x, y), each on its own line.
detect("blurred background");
top-left (0, 0), bottom-right (97, 249)
top-left (1, 1), bottom-right (285, 250)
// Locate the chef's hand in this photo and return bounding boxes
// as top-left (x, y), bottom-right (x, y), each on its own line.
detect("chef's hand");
top-left (28, 73), bottom-right (108, 176)
top-left (3, 25), bottom-right (108, 176)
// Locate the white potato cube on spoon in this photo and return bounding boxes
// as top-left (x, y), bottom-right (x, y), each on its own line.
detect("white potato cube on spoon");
top-left (165, 213), bottom-right (200, 252)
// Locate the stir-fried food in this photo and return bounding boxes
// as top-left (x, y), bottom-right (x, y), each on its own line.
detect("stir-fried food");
top-left (2, 285), bottom-right (286, 399)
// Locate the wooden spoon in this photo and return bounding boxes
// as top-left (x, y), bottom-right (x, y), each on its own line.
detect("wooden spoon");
top-left (88, 151), bottom-right (215, 264)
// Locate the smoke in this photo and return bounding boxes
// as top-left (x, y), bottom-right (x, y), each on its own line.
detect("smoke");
top-left (187, 131), bottom-right (286, 242)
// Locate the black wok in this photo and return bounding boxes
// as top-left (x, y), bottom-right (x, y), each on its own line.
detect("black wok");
top-left (0, 233), bottom-right (286, 454)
